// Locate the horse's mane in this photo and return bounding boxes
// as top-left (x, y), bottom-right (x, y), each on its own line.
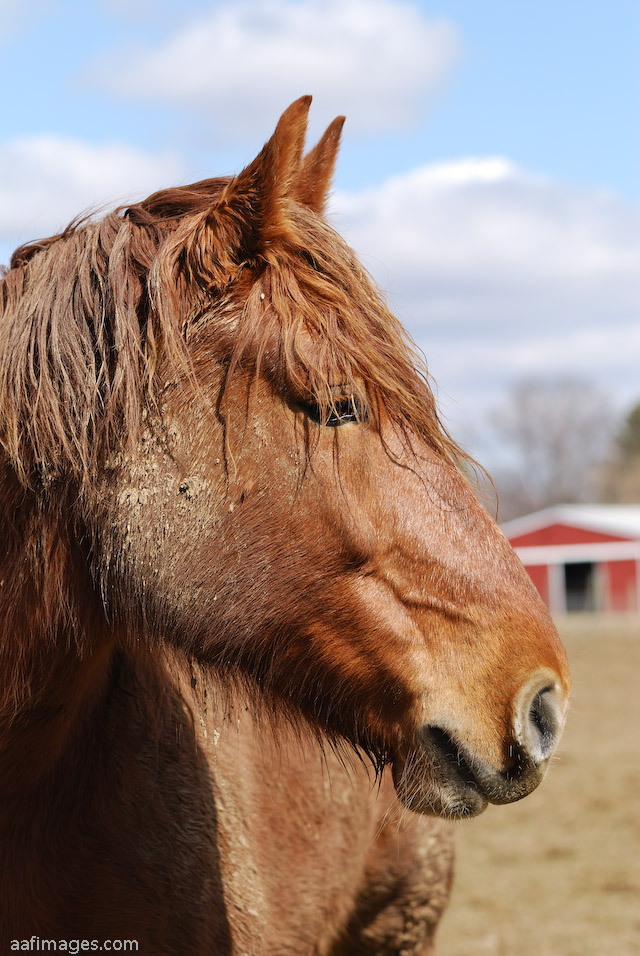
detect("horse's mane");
top-left (0, 107), bottom-right (465, 489)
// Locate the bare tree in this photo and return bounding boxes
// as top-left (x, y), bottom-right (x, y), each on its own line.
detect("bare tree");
top-left (599, 401), bottom-right (640, 503)
top-left (489, 376), bottom-right (615, 520)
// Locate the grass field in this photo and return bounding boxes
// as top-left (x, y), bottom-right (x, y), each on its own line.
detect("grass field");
top-left (436, 616), bottom-right (640, 956)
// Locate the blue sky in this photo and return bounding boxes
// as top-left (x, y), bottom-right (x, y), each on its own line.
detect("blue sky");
top-left (2, 1), bottom-right (637, 195)
top-left (1, 0), bottom-right (638, 458)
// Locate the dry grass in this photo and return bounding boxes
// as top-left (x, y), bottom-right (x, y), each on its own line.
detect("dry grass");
top-left (437, 615), bottom-right (640, 956)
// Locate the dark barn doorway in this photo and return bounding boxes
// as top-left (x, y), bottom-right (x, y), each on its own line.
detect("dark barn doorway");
top-left (564, 562), bottom-right (596, 612)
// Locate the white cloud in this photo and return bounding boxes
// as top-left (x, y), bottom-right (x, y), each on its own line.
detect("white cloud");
top-left (99, 0), bottom-right (205, 20)
top-left (0, 3), bottom-right (23, 39)
top-left (0, 0), bottom-right (53, 41)
top-left (91, 0), bottom-right (459, 139)
top-left (332, 162), bottom-right (640, 444)
top-left (0, 136), bottom-right (184, 262)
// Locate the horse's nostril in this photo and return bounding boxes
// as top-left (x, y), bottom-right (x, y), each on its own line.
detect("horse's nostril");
top-left (528, 689), bottom-right (558, 759)
top-left (513, 674), bottom-right (568, 765)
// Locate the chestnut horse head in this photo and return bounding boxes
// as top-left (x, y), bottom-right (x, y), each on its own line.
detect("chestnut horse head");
top-left (0, 97), bottom-right (569, 819)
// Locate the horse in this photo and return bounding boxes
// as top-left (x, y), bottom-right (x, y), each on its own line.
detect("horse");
top-left (0, 97), bottom-right (570, 955)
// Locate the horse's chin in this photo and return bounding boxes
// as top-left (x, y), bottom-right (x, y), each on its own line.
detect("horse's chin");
top-left (390, 718), bottom-right (556, 819)
top-left (390, 738), bottom-right (489, 820)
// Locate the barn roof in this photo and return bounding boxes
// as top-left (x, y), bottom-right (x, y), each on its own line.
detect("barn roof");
top-left (502, 504), bottom-right (640, 542)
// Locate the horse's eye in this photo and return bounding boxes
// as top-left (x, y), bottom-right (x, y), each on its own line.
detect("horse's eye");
top-left (304, 396), bottom-right (367, 427)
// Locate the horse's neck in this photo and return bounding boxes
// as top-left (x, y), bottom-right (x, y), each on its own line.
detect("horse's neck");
top-left (0, 639), bottom-right (219, 936)
top-left (0, 478), bottom-right (109, 798)
top-left (0, 617), bottom-right (115, 813)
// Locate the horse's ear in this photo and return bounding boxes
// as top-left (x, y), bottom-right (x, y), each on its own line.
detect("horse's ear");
top-left (220, 96), bottom-right (312, 248)
top-left (227, 95), bottom-right (311, 213)
top-left (182, 97), bottom-right (312, 289)
top-left (293, 116), bottom-right (345, 214)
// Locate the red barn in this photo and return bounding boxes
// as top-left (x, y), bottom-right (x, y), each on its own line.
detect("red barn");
top-left (502, 505), bottom-right (640, 615)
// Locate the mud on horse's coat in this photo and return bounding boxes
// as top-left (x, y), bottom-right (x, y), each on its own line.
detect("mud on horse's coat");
top-left (0, 98), bottom-right (570, 954)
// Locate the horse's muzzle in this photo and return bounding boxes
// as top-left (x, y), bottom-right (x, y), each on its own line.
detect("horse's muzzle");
top-left (392, 671), bottom-right (570, 819)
